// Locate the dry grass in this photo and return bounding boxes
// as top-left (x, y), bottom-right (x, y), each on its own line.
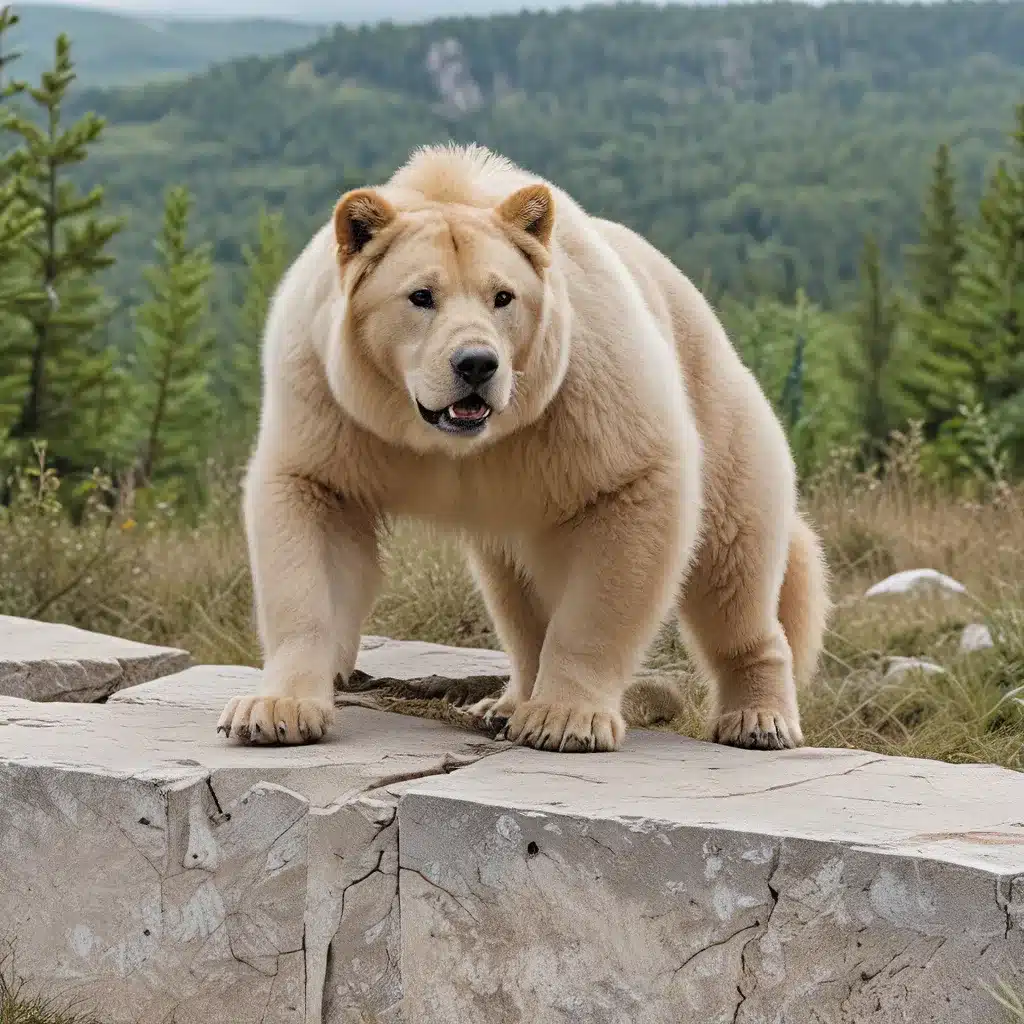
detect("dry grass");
top-left (984, 979), bottom-right (1024, 1022)
top-left (1, 442), bottom-right (1022, 770)
top-left (1, 957), bottom-right (105, 1024)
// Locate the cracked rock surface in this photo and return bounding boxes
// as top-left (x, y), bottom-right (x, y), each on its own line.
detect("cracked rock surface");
top-left (0, 664), bottom-right (506, 1024)
top-left (2, 617), bottom-right (1023, 1024)
top-left (397, 736), bottom-right (1024, 1024)
top-left (0, 614), bottom-right (190, 702)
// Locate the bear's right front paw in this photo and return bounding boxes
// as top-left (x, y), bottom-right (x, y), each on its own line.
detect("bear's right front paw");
top-left (216, 695), bottom-right (334, 745)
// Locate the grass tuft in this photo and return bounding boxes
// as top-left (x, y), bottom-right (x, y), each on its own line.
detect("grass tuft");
top-left (1, 956), bottom-right (105, 1024)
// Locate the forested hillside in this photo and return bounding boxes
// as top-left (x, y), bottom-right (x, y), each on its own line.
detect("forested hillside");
top-left (10, 4), bottom-right (323, 86)
top-left (77, 0), bottom-right (1024, 310)
top-left (0, 1), bottom-right (1022, 497)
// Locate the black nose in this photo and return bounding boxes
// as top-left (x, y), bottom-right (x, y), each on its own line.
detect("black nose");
top-left (451, 346), bottom-right (499, 388)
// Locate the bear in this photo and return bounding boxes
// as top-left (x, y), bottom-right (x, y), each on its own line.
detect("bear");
top-left (217, 143), bottom-right (830, 753)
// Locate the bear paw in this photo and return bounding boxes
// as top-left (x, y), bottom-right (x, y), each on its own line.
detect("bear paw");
top-left (710, 709), bottom-right (802, 750)
top-left (502, 701), bottom-right (626, 753)
top-left (217, 695), bottom-right (334, 746)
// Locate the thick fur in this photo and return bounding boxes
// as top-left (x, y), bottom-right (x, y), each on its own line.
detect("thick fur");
top-left (217, 144), bottom-right (830, 752)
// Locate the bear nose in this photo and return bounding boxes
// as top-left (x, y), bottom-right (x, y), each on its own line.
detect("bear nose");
top-left (451, 346), bottom-right (499, 388)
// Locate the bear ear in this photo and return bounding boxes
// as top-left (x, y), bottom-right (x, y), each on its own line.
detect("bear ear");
top-left (496, 184), bottom-right (554, 249)
top-left (334, 189), bottom-right (397, 265)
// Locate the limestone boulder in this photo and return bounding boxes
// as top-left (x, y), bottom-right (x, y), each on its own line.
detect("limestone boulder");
top-left (0, 666), bottom-right (507, 1024)
top-left (864, 569), bottom-right (967, 599)
top-left (961, 623), bottom-right (996, 653)
top-left (397, 735), bottom-right (1024, 1024)
top-left (884, 655), bottom-right (946, 680)
top-left (4, 641), bottom-right (1024, 1024)
top-left (0, 613), bottom-right (190, 702)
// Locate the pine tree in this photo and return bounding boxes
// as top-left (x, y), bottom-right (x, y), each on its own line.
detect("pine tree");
top-left (3, 33), bottom-right (123, 467)
top-left (908, 143), bottom-right (965, 314)
top-left (0, 7), bottom-right (41, 445)
top-left (898, 143), bottom-right (970, 434)
top-left (0, 6), bottom-right (21, 91)
top-left (222, 207), bottom-right (288, 449)
top-left (132, 185), bottom-right (215, 485)
top-left (930, 105), bottom-right (1024, 474)
top-left (0, 175), bottom-right (43, 438)
top-left (843, 234), bottom-right (899, 462)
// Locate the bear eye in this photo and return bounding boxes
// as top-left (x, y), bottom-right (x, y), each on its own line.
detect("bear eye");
top-left (409, 288), bottom-right (434, 309)
top-left (494, 290), bottom-right (514, 309)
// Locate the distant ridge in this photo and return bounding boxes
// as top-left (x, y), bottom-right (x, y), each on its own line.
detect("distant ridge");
top-left (9, 3), bottom-right (324, 86)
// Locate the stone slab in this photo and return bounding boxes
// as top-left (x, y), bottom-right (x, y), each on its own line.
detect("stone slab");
top-left (109, 637), bottom-right (509, 714)
top-left (353, 636), bottom-right (509, 682)
top-left (108, 662), bottom-right (260, 710)
top-left (397, 733), bottom-right (1024, 1024)
top-left (8, 648), bottom-right (1024, 1024)
top-left (0, 672), bottom-right (506, 1024)
top-left (0, 614), bottom-right (190, 703)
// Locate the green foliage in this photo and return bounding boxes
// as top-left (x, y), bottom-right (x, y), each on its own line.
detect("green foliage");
top-left (4, 31), bottom-right (123, 469)
top-left (0, 5), bottom-right (21, 88)
top-left (131, 185), bottom-right (214, 487)
top-left (0, 7), bottom-right (42, 446)
top-left (940, 402), bottom-right (1012, 492)
top-left (899, 142), bottom-right (967, 432)
top-left (220, 207), bottom-right (288, 452)
top-left (909, 143), bottom-right (965, 316)
top-left (922, 104), bottom-right (1024, 476)
top-left (72, 1), bottom-right (1024, 313)
top-left (722, 290), bottom-right (851, 477)
top-left (0, 178), bottom-right (42, 445)
top-left (843, 234), bottom-right (900, 461)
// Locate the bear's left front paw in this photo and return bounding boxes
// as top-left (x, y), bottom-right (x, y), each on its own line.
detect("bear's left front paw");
top-left (710, 709), bottom-right (802, 750)
top-left (217, 695), bottom-right (334, 745)
top-left (502, 701), bottom-right (626, 753)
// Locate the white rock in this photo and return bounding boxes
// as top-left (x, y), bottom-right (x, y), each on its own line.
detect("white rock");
top-left (864, 569), bottom-right (967, 599)
top-left (884, 656), bottom-right (947, 679)
top-left (960, 623), bottom-right (995, 653)
top-left (0, 665), bottom-right (507, 1024)
top-left (397, 736), bottom-right (1024, 1024)
top-left (109, 635), bottom-right (511, 712)
top-left (0, 614), bottom-right (190, 702)
top-left (355, 637), bottom-right (509, 681)
top-left (6, 647), bottom-right (1024, 1024)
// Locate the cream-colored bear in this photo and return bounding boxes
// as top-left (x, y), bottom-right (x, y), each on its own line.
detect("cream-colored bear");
top-left (217, 144), bottom-right (830, 753)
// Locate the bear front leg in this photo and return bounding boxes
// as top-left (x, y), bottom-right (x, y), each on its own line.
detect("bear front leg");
top-left (217, 469), bottom-right (382, 746)
top-left (464, 539), bottom-right (549, 724)
top-left (504, 469), bottom-right (693, 753)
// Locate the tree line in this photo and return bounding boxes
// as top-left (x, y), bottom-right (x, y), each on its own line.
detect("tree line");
top-left (0, 9), bottom-right (287, 502)
top-left (724, 106), bottom-right (1024, 486)
top-left (75, 0), bottom-right (1024, 313)
top-left (0, 6), bottom-right (1021, 503)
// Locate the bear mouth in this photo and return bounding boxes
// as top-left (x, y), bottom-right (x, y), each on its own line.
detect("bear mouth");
top-left (417, 394), bottom-right (493, 435)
